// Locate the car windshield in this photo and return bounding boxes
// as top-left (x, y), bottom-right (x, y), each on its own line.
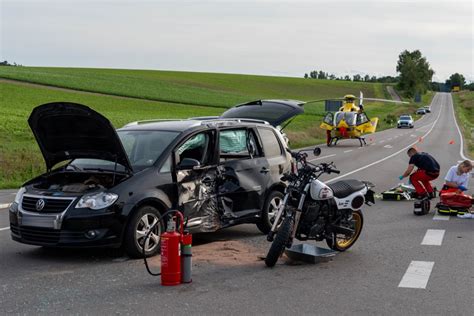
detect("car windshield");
top-left (69, 130), bottom-right (179, 172)
top-left (400, 116), bottom-right (411, 120)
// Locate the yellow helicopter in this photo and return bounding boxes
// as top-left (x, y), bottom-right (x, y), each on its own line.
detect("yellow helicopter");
top-left (313, 93), bottom-right (408, 147)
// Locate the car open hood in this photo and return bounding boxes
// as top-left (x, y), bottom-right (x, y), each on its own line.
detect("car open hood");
top-left (220, 99), bottom-right (304, 127)
top-left (28, 102), bottom-right (133, 172)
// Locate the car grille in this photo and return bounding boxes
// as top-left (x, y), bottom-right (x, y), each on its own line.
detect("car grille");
top-left (10, 224), bottom-right (61, 243)
top-left (21, 196), bottom-right (75, 213)
top-left (10, 224), bottom-right (84, 244)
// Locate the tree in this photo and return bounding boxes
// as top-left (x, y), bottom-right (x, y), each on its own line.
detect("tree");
top-left (396, 50), bottom-right (434, 98)
top-left (447, 73), bottom-right (465, 89)
top-left (344, 75), bottom-right (351, 81)
top-left (353, 74), bottom-right (362, 82)
top-left (364, 74), bottom-right (370, 82)
top-left (317, 71), bottom-right (327, 79)
top-left (304, 73), bottom-right (309, 79)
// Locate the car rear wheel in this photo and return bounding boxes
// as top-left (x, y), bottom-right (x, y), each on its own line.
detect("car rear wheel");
top-left (257, 191), bottom-right (284, 234)
top-left (124, 205), bottom-right (163, 258)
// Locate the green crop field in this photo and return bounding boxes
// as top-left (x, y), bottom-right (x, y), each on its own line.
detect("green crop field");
top-left (452, 91), bottom-right (474, 158)
top-left (0, 67), bottom-right (426, 188)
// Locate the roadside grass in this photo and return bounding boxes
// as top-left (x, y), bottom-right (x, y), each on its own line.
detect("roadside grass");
top-left (0, 67), bottom-right (387, 108)
top-left (452, 91), bottom-right (474, 158)
top-left (0, 82), bottom-right (222, 188)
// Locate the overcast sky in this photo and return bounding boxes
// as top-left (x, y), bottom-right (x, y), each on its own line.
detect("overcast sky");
top-left (1, 0), bottom-right (472, 81)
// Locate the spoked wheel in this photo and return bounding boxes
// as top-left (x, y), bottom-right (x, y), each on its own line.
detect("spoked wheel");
top-left (265, 216), bottom-right (293, 267)
top-left (326, 210), bottom-right (364, 252)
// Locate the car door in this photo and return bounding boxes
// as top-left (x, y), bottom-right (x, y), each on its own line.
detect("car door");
top-left (256, 126), bottom-right (289, 184)
top-left (175, 129), bottom-right (221, 231)
top-left (217, 127), bottom-right (270, 219)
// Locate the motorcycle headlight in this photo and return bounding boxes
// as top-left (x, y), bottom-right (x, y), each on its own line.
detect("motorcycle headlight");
top-left (75, 192), bottom-right (118, 210)
top-left (14, 187), bottom-right (26, 204)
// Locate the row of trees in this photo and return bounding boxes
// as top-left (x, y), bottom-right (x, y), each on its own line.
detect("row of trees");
top-left (304, 71), bottom-right (398, 83)
top-left (0, 60), bottom-right (22, 67)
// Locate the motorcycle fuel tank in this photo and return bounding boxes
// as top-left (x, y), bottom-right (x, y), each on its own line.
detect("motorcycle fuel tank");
top-left (310, 179), bottom-right (334, 200)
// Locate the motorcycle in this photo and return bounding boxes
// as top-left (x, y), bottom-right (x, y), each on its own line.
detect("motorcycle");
top-left (265, 147), bottom-right (375, 267)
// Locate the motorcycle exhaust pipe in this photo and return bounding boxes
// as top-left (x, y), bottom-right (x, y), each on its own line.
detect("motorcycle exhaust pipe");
top-left (329, 224), bottom-right (354, 236)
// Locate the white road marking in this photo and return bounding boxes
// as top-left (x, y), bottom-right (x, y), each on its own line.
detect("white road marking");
top-left (379, 140), bottom-right (385, 143)
top-left (344, 150), bottom-right (353, 153)
top-left (450, 94), bottom-right (473, 162)
top-left (0, 203), bottom-right (11, 209)
top-left (433, 213), bottom-right (450, 221)
top-left (398, 261), bottom-right (435, 289)
top-left (421, 229), bottom-right (445, 246)
top-left (327, 95), bottom-right (443, 184)
top-left (410, 134), bottom-right (416, 137)
top-left (358, 147), bottom-right (363, 150)
top-left (0, 227), bottom-right (10, 232)
top-left (384, 145), bottom-right (393, 149)
top-left (308, 154), bottom-right (336, 162)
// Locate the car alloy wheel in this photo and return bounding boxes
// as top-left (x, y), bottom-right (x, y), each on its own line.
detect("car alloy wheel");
top-left (136, 213), bottom-right (161, 253)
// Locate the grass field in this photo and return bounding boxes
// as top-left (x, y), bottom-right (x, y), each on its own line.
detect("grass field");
top-left (452, 91), bottom-right (474, 158)
top-left (0, 67), bottom-right (426, 188)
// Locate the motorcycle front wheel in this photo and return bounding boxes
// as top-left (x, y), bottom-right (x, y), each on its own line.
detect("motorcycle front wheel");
top-left (326, 210), bottom-right (364, 252)
top-left (265, 216), bottom-right (293, 267)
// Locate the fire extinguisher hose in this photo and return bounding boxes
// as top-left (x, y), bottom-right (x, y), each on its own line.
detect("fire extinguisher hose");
top-left (143, 209), bottom-right (185, 276)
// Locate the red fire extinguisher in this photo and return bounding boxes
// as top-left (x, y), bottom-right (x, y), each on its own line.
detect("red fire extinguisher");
top-left (143, 210), bottom-right (192, 286)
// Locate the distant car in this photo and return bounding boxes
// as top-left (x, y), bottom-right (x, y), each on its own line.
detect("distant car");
top-left (416, 108), bottom-right (427, 115)
top-left (423, 105), bottom-right (431, 113)
top-left (397, 115), bottom-right (414, 128)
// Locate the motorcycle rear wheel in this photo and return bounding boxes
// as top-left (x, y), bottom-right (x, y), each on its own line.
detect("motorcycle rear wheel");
top-left (326, 210), bottom-right (364, 252)
top-left (265, 216), bottom-right (293, 267)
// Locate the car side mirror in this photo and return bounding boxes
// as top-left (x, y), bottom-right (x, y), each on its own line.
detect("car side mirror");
top-left (313, 147), bottom-right (321, 156)
top-left (177, 158), bottom-right (201, 170)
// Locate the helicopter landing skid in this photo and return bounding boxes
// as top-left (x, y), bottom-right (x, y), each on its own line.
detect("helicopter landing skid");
top-left (327, 137), bottom-right (366, 147)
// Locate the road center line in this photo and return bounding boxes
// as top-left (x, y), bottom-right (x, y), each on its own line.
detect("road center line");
top-left (398, 261), bottom-right (435, 289)
top-left (421, 229), bottom-right (445, 245)
top-left (343, 150), bottom-right (353, 153)
top-left (0, 227), bottom-right (10, 232)
top-left (308, 154), bottom-right (336, 162)
top-left (433, 213), bottom-right (450, 221)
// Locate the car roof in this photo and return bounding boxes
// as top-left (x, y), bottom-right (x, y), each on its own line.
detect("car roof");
top-left (118, 118), bottom-right (272, 132)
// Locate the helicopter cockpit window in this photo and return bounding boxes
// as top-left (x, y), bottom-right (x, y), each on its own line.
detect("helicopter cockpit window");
top-left (335, 112), bottom-right (357, 126)
top-left (356, 112), bottom-right (369, 125)
top-left (323, 112), bottom-right (334, 125)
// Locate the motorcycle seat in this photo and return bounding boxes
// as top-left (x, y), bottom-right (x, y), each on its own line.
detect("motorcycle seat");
top-left (328, 179), bottom-right (366, 198)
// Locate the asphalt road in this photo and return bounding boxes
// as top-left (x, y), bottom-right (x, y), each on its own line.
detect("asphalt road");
top-left (1, 92), bottom-right (473, 315)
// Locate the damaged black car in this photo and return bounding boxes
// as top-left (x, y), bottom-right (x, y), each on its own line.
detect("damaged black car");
top-left (10, 100), bottom-right (303, 257)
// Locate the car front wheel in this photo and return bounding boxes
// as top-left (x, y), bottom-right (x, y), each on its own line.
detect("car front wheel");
top-left (124, 205), bottom-right (162, 258)
top-left (257, 191), bottom-right (284, 234)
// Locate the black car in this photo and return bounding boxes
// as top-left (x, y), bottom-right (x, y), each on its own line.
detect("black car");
top-left (9, 100), bottom-right (303, 257)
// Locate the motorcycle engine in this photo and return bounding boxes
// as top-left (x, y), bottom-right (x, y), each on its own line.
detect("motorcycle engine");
top-left (300, 201), bottom-right (328, 237)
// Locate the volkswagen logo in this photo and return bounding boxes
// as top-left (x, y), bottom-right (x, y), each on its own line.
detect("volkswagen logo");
top-left (36, 199), bottom-right (45, 211)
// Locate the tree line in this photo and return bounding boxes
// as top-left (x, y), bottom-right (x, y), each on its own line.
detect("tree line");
top-left (305, 49), bottom-right (473, 96)
top-left (0, 60), bottom-right (22, 67)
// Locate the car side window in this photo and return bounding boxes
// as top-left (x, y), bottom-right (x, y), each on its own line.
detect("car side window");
top-left (176, 132), bottom-right (210, 164)
top-left (257, 127), bottom-right (283, 158)
top-left (219, 128), bottom-right (261, 161)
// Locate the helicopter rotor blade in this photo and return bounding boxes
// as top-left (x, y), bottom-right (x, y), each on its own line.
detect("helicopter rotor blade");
top-left (360, 97), bottom-right (409, 104)
top-left (304, 98), bottom-right (345, 105)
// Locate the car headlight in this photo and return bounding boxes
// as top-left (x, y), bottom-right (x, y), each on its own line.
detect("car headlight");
top-left (397, 121), bottom-right (401, 124)
top-left (75, 192), bottom-right (118, 210)
top-left (14, 187), bottom-right (26, 204)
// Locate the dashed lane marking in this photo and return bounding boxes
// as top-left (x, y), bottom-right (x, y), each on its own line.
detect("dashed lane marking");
top-left (398, 261), bottom-right (435, 289)
top-left (0, 203), bottom-right (11, 209)
top-left (0, 227), bottom-right (10, 232)
top-left (433, 213), bottom-right (450, 221)
top-left (421, 229), bottom-right (445, 246)
top-left (343, 150), bottom-right (353, 153)
top-left (384, 145), bottom-right (393, 149)
top-left (379, 140), bottom-right (385, 143)
top-left (308, 154), bottom-right (336, 162)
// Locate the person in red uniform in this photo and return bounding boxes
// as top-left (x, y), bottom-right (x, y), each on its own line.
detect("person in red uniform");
top-left (399, 147), bottom-right (440, 199)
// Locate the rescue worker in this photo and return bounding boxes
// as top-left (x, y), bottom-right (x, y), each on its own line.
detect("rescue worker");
top-left (443, 160), bottom-right (472, 193)
top-left (399, 147), bottom-right (440, 199)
